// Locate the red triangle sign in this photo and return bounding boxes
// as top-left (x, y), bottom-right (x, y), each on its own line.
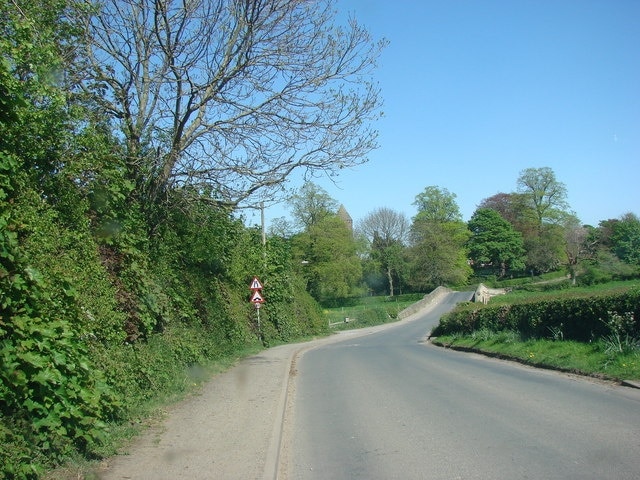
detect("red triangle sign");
top-left (249, 276), bottom-right (263, 290)
top-left (250, 290), bottom-right (264, 303)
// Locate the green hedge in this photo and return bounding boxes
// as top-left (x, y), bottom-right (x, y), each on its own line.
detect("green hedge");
top-left (433, 288), bottom-right (640, 341)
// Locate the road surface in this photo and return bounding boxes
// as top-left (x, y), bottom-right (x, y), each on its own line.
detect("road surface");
top-left (283, 291), bottom-right (640, 479)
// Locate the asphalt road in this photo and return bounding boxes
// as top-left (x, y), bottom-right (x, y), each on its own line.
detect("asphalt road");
top-left (283, 292), bottom-right (640, 480)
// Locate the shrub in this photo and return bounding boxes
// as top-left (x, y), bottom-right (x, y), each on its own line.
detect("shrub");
top-left (433, 287), bottom-right (640, 342)
top-left (0, 261), bottom-right (121, 477)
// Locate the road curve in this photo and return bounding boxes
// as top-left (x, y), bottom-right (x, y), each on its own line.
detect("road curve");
top-left (281, 292), bottom-right (640, 480)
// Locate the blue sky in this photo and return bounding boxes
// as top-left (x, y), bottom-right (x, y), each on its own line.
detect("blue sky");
top-left (260, 0), bottom-right (639, 229)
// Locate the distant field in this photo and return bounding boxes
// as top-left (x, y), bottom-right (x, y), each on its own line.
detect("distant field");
top-left (323, 293), bottom-right (425, 330)
top-left (487, 279), bottom-right (638, 305)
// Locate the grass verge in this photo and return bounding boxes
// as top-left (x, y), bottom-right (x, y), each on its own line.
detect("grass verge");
top-left (432, 330), bottom-right (640, 382)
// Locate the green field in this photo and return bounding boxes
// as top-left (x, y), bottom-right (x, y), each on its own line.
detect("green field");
top-left (323, 293), bottom-right (426, 330)
top-left (487, 279), bottom-right (638, 304)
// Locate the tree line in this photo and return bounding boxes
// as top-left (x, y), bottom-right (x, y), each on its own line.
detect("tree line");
top-left (277, 167), bottom-right (639, 303)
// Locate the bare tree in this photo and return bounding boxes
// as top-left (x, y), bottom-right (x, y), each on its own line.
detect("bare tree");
top-left (562, 214), bottom-right (598, 284)
top-left (357, 207), bottom-right (409, 296)
top-left (357, 207), bottom-right (409, 246)
top-left (83, 0), bottom-right (386, 207)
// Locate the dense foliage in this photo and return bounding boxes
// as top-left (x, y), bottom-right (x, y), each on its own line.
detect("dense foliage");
top-left (0, 0), bottom-right (338, 476)
top-left (467, 208), bottom-right (526, 277)
top-left (433, 286), bottom-right (640, 342)
top-left (291, 212), bottom-right (363, 305)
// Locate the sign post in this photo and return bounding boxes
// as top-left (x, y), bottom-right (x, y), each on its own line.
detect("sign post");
top-left (249, 276), bottom-right (265, 342)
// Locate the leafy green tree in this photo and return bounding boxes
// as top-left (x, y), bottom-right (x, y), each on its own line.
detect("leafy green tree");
top-left (610, 213), bottom-right (640, 266)
top-left (287, 182), bottom-right (362, 302)
top-left (467, 208), bottom-right (525, 277)
top-left (371, 235), bottom-right (407, 296)
top-left (525, 224), bottom-right (565, 274)
top-left (407, 186), bottom-right (470, 289)
top-left (292, 215), bottom-right (362, 303)
top-left (407, 219), bottom-right (471, 289)
top-left (289, 182), bottom-right (339, 230)
top-left (581, 216), bottom-right (640, 284)
top-left (486, 168), bottom-right (573, 275)
top-left (413, 186), bottom-right (462, 223)
top-left (516, 167), bottom-right (570, 227)
top-left (1, 0), bottom-right (74, 186)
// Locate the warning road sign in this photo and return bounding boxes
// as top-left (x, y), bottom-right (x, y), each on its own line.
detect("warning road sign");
top-left (249, 276), bottom-right (263, 290)
top-left (250, 290), bottom-right (264, 304)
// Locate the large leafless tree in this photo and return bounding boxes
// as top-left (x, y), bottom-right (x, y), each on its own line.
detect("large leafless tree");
top-left (83, 0), bottom-right (386, 207)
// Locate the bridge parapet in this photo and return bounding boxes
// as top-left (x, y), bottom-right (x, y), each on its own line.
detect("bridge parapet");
top-left (474, 283), bottom-right (507, 304)
top-left (397, 286), bottom-right (452, 320)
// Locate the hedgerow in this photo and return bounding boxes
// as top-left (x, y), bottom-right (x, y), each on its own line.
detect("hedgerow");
top-left (432, 287), bottom-right (640, 342)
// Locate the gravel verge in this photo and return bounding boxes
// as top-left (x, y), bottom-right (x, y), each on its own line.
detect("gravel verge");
top-left (95, 306), bottom-right (438, 480)
top-left (95, 330), bottom-right (393, 479)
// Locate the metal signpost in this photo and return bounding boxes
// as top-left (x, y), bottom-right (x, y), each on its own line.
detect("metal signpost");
top-left (249, 276), bottom-right (265, 337)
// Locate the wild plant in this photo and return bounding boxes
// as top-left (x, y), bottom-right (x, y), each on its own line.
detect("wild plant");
top-left (601, 311), bottom-right (638, 356)
top-left (548, 323), bottom-right (564, 341)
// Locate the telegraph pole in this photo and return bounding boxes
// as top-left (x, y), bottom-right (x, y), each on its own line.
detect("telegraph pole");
top-left (261, 201), bottom-right (266, 246)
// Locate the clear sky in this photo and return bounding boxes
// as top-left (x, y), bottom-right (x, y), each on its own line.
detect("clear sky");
top-left (260, 0), bottom-right (640, 230)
